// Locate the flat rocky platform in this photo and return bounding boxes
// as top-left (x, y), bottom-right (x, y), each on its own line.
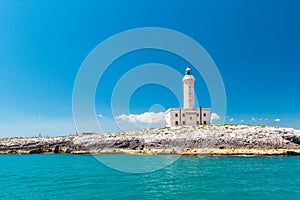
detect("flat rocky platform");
top-left (1, 125), bottom-right (300, 155)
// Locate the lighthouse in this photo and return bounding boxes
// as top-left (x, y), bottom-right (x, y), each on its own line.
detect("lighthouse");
top-left (182, 67), bottom-right (195, 109)
top-left (165, 67), bottom-right (211, 127)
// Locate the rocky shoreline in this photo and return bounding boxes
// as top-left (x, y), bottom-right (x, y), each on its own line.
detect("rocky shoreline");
top-left (1, 125), bottom-right (300, 155)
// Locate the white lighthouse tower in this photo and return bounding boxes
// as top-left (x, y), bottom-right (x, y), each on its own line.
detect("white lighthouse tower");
top-left (165, 67), bottom-right (211, 127)
top-left (182, 67), bottom-right (195, 109)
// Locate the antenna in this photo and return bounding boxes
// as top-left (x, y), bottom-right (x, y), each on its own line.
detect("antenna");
top-left (38, 111), bottom-right (41, 137)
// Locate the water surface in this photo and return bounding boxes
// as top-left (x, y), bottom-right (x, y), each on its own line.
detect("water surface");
top-left (1, 154), bottom-right (300, 199)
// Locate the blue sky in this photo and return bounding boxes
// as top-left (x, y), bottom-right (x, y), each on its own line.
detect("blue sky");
top-left (0, 0), bottom-right (299, 136)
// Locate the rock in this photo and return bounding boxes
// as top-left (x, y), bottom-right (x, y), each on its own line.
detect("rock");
top-left (54, 145), bottom-right (62, 153)
top-left (1, 125), bottom-right (300, 155)
top-left (114, 140), bottom-right (130, 148)
top-left (286, 151), bottom-right (300, 156)
top-left (283, 135), bottom-right (300, 145)
top-left (29, 148), bottom-right (43, 154)
top-left (129, 140), bottom-right (139, 150)
top-left (65, 147), bottom-right (73, 153)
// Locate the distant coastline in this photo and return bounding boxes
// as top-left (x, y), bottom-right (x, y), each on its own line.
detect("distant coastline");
top-left (1, 124), bottom-right (300, 155)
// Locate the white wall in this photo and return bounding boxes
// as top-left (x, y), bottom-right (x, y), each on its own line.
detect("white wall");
top-left (165, 108), bottom-right (211, 127)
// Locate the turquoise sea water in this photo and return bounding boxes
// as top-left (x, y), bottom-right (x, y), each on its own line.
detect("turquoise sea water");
top-left (1, 154), bottom-right (300, 200)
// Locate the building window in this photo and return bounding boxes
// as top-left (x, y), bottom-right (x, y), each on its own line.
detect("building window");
top-left (190, 117), bottom-right (192, 120)
top-left (183, 121), bottom-right (185, 125)
top-left (196, 121), bottom-right (199, 125)
top-left (204, 121), bottom-right (207, 124)
top-left (175, 113), bottom-right (178, 117)
top-left (182, 114), bottom-right (185, 117)
top-left (204, 113), bottom-right (206, 117)
top-left (175, 121), bottom-right (178, 126)
top-left (197, 113), bottom-right (199, 116)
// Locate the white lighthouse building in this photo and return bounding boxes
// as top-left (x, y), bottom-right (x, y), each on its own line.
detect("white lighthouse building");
top-left (165, 67), bottom-right (211, 127)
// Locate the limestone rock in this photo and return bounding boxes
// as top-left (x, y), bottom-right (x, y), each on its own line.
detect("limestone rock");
top-left (1, 125), bottom-right (300, 154)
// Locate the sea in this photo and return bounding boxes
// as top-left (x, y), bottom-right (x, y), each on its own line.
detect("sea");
top-left (1, 154), bottom-right (300, 200)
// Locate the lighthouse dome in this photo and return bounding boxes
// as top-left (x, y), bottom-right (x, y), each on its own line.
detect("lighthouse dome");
top-left (185, 67), bottom-right (192, 75)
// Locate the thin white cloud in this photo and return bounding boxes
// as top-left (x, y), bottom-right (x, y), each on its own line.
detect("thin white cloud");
top-left (229, 118), bottom-right (234, 122)
top-left (116, 112), bottom-right (165, 124)
top-left (251, 117), bottom-right (256, 121)
top-left (211, 113), bottom-right (220, 121)
top-left (274, 118), bottom-right (281, 122)
top-left (240, 120), bottom-right (244, 123)
top-left (97, 114), bottom-right (104, 118)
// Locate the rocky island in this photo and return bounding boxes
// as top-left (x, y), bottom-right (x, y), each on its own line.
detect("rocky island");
top-left (1, 124), bottom-right (300, 155)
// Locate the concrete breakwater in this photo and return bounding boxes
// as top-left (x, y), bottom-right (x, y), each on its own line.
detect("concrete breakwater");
top-left (1, 125), bottom-right (300, 155)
